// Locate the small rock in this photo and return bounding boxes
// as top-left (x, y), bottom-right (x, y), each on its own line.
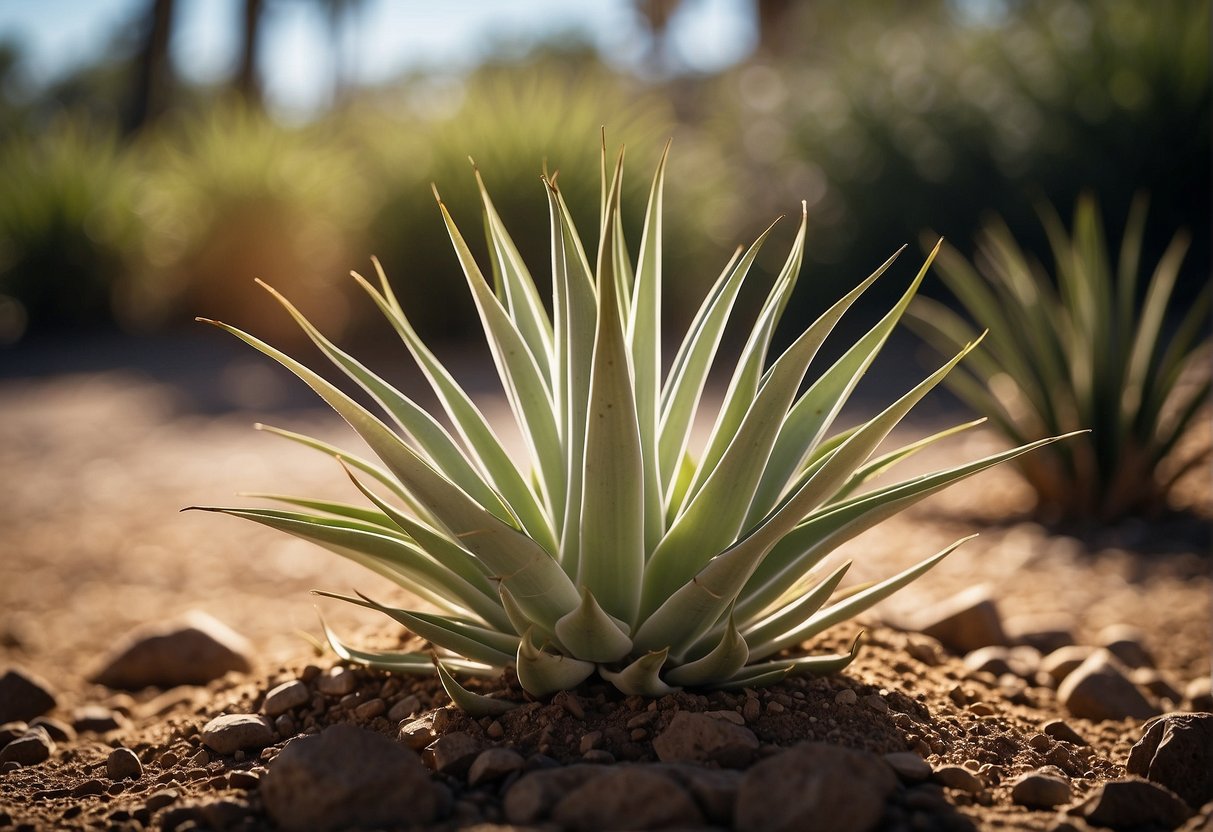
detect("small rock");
top-left (0, 668), bottom-right (56, 723)
top-left (505, 765), bottom-right (604, 824)
top-left (423, 730), bottom-right (482, 776)
top-left (1043, 719), bottom-right (1088, 746)
top-left (1098, 624), bottom-right (1154, 669)
top-left (228, 769), bottom-right (260, 790)
top-left (1131, 668), bottom-right (1183, 704)
top-left (72, 705), bottom-right (126, 734)
top-left (71, 778), bottom-right (106, 797)
top-left (1011, 770), bottom-right (1071, 809)
top-left (905, 635), bottom-right (943, 666)
top-left (1077, 777), bottom-right (1192, 830)
top-left (657, 764), bottom-right (742, 826)
top-left (0, 730), bottom-right (53, 765)
top-left (28, 716), bottom-right (74, 743)
top-left (914, 585), bottom-right (1007, 654)
top-left (398, 714), bottom-right (436, 750)
top-left (353, 698), bottom-right (385, 721)
top-left (652, 710), bottom-right (759, 768)
top-left (263, 681), bottom-right (309, 717)
top-left (262, 723), bottom-right (438, 831)
top-left (0, 722), bottom-right (26, 748)
top-left (835, 688), bottom-right (858, 706)
top-left (1040, 645), bottom-right (1097, 685)
top-left (90, 611), bottom-right (254, 689)
top-left (735, 742), bottom-right (897, 832)
top-left (1058, 650), bottom-right (1159, 721)
top-left (315, 667), bottom-right (356, 696)
top-left (551, 766), bottom-right (703, 831)
top-left (145, 788), bottom-right (180, 812)
top-left (964, 646), bottom-right (1014, 676)
top-left (388, 695), bottom-right (420, 722)
top-left (742, 696), bottom-right (761, 722)
top-left (106, 747), bottom-right (143, 781)
top-left (934, 765), bottom-right (983, 793)
top-left (1004, 612), bottom-right (1076, 654)
top-left (884, 752), bottom-right (932, 783)
top-left (200, 714), bottom-right (273, 755)
top-left (468, 747), bottom-right (525, 786)
top-left (1185, 676), bottom-right (1213, 711)
top-left (1127, 713), bottom-right (1213, 810)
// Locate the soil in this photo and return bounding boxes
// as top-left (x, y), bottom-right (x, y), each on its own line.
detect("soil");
top-left (0, 341), bottom-right (1209, 831)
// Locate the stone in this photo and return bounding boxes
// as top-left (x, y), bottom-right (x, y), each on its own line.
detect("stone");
top-left (90, 611), bottom-right (254, 689)
top-left (657, 763), bottom-right (743, 826)
top-left (652, 710), bottom-right (759, 768)
top-left (1058, 650), bottom-right (1159, 721)
top-left (353, 698), bottom-right (385, 721)
top-left (1131, 668), bottom-right (1183, 704)
top-left (422, 730), bottom-right (483, 776)
top-left (106, 747), bottom-right (143, 781)
top-left (1126, 713), bottom-right (1213, 810)
top-left (261, 723), bottom-right (438, 831)
top-left (550, 766), bottom-right (703, 831)
top-left (0, 668), bottom-right (56, 723)
top-left (734, 742), bottom-right (897, 832)
top-left (315, 667), bottom-right (356, 696)
top-left (1186, 676), bottom-right (1213, 711)
top-left (145, 788), bottom-right (180, 812)
top-left (1003, 612), bottom-right (1076, 654)
top-left (1011, 770), bottom-right (1070, 809)
top-left (914, 585), bottom-right (1007, 654)
top-left (28, 716), bottom-right (74, 743)
top-left (388, 694), bottom-right (421, 722)
top-left (505, 765), bottom-right (604, 825)
top-left (398, 714), bottom-right (436, 750)
top-left (0, 722), bottom-right (26, 748)
top-left (72, 705), bottom-right (127, 734)
top-left (1098, 623), bottom-right (1155, 669)
top-left (1043, 719), bottom-right (1088, 746)
top-left (964, 646), bottom-right (1014, 676)
top-left (1077, 777), bottom-right (1192, 830)
top-left (884, 752), bottom-right (932, 783)
top-left (263, 681), bottom-right (309, 717)
top-left (200, 714), bottom-right (274, 755)
top-left (467, 747), bottom-right (525, 786)
top-left (1040, 645), bottom-right (1097, 686)
top-left (835, 688), bottom-right (859, 705)
top-left (934, 765), bottom-right (983, 793)
top-left (0, 729), bottom-right (53, 765)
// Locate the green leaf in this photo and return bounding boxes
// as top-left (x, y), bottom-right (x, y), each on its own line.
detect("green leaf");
top-left (664, 610), bottom-right (748, 687)
top-left (599, 649), bottom-right (678, 696)
top-left (436, 659), bottom-right (520, 715)
top-left (554, 587), bottom-right (633, 663)
top-left (516, 629), bottom-right (596, 696)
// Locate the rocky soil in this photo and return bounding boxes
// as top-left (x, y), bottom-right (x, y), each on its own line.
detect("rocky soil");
top-left (0, 357), bottom-right (1209, 831)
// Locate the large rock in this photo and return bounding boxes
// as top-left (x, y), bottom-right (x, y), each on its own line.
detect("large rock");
top-left (1127, 713), bottom-right (1213, 810)
top-left (550, 766), bottom-right (703, 831)
top-left (1076, 777), bottom-right (1192, 830)
top-left (505, 765), bottom-right (604, 825)
top-left (0, 668), bottom-right (56, 724)
top-left (90, 611), bottom-right (254, 689)
top-left (652, 710), bottom-right (759, 768)
top-left (1058, 650), bottom-right (1159, 721)
top-left (912, 586), bottom-right (1007, 654)
top-left (261, 723), bottom-right (439, 831)
top-left (734, 742), bottom-right (897, 832)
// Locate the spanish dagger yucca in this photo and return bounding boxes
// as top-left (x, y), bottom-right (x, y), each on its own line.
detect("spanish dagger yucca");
top-left (191, 142), bottom-right (1073, 708)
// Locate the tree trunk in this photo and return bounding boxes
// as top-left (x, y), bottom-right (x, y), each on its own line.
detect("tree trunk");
top-left (124, 0), bottom-right (174, 134)
top-left (235, 0), bottom-right (265, 106)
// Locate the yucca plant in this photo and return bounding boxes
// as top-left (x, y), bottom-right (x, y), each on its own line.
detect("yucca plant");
top-left (191, 144), bottom-right (1071, 707)
top-left (911, 196), bottom-right (1210, 522)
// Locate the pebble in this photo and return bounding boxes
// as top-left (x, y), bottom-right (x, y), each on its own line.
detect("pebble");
top-left (1097, 624), bottom-right (1154, 669)
top-left (1185, 676), bottom-right (1212, 711)
top-left (387, 694), bottom-right (421, 722)
top-left (90, 611), bottom-right (254, 689)
top-left (467, 747), bottom-right (525, 786)
top-left (423, 730), bottom-right (483, 776)
top-left (835, 688), bottom-right (858, 706)
top-left (0, 721), bottom-right (26, 748)
top-left (1003, 612), bottom-right (1076, 654)
top-left (70, 778), bottom-right (106, 797)
top-left (200, 714), bottom-right (274, 755)
top-left (1126, 712), bottom-right (1213, 810)
top-left (72, 705), bottom-right (126, 734)
top-left (1039, 645), bottom-right (1096, 685)
top-left (1057, 650), bottom-right (1159, 721)
top-left (914, 585), bottom-right (1007, 653)
top-left (261, 723), bottom-right (438, 831)
top-left (742, 696), bottom-right (761, 722)
top-left (1076, 777), bottom-right (1192, 830)
top-left (145, 788), bottom-right (180, 812)
top-left (1042, 719), bottom-right (1088, 746)
top-left (934, 765), bottom-right (983, 793)
top-left (652, 710), bottom-right (759, 768)
top-left (106, 747), bottom-right (143, 781)
top-left (905, 635), bottom-right (943, 666)
top-left (0, 729), bottom-right (53, 766)
top-left (552, 766), bottom-right (704, 831)
top-left (505, 765), bottom-right (604, 823)
top-left (735, 743), bottom-right (897, 832)
top-left (315, 667), bottom-right (356, 696)
top-left (398, 714), bottom-right (436, 750)
top-left (0, 668), bottom-right (57, 723)
top-left (1010, 770), bottom-right (1070, 809)
top-left (1130, 667), bottom-right (1183, 703)
top-left (884, 752), bottom-right (932, 783)
top-left (228, 769), bottom-right (261, 790)
top-left (262, 681), bottom-right (309, 717)
top-left (353, 698), bottom-right (385, 721)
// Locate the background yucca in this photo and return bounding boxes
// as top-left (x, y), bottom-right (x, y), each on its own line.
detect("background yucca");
top-left (193, 144), bottom-right (1071, 707)
top-left (911, 196), bottom-right (1211, 522)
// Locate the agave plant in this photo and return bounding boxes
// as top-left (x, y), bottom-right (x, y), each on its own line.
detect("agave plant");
top-left (192, 144), bottom-right (1070, 707)
top-left (911, 196), bottom-right (1211, 522)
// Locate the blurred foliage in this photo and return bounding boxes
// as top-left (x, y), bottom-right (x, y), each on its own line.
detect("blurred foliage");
top-left (131, 102), bottom-right (370, 343)
top-left (0, 121), bottom-right (141, 340)
top-left (706, 0), bottom-right (1210, 320)
top-left (912, 196), bottom-right (1210, 522)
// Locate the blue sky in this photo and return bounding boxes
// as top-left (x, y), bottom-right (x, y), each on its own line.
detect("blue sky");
top-left (0, 0), bottom-right (757, 116)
